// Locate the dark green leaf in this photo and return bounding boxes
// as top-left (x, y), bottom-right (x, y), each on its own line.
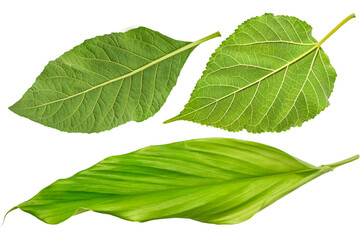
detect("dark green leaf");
top-left (9, 28), bottom-right (220, 133)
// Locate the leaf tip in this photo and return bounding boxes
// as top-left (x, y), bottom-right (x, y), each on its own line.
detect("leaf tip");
top-left (1, 207), bottom-right (18, 227)
top-left (163, 117), bottom-right (176, 124)
top-left (8, 104), bottom-right (19, 116)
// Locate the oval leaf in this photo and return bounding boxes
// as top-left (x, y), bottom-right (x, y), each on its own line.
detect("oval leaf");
top-left (7, 138), bottom-right (358, 224)
top-left (165, 14), bottom-right (355, 133)
top-left (9, 28), bottom-right (220, 133)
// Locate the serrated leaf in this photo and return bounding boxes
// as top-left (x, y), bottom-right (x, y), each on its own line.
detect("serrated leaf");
top-left (9, 27), bottom-right (220, 133)
top-left (6, 138), bottom-right (358, 225)
top-left (165, 14), bottom-right (355, 133)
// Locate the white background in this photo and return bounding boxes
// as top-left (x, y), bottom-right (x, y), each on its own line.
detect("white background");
top-left (0, 0), bottom-right (362, 239)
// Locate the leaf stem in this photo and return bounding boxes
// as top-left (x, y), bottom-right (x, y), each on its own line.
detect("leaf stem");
top-left (324, 154), bottom-right (360, 169)
top-left (318, 13), bottom-right (356, 46)
top-left (193, 31), bottom-right (221, 46)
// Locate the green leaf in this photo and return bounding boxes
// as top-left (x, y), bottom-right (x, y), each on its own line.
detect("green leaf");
top-left (165, 14), bottom-right (355, 133)
top-left (6, 138), bottom-right (358, 225)
top-left (9, 28), bottom-right (220, 133)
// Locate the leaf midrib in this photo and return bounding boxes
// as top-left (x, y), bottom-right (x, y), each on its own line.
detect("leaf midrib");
top-left (20, 46), bottom-right (190, 110)
top-left (46, 165), bottom-right (326, 198)
top-left (168, 42), bottom-right (321, 121)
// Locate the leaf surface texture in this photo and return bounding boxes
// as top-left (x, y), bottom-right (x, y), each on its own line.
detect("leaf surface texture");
top-left (166, 14), bottom-right (354, 132)
top-left (10, 28), bottom-right (220, 133)
top-left (9, 138), bottom-right (358, 224)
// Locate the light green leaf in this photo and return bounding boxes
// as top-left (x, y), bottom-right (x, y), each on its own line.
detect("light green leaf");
top-left (165, 14), bottom-right (355, 133)
top-left (9, 27), bottom-right (220, 133)
top-left (6, 138), bottom-right (358, 225)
